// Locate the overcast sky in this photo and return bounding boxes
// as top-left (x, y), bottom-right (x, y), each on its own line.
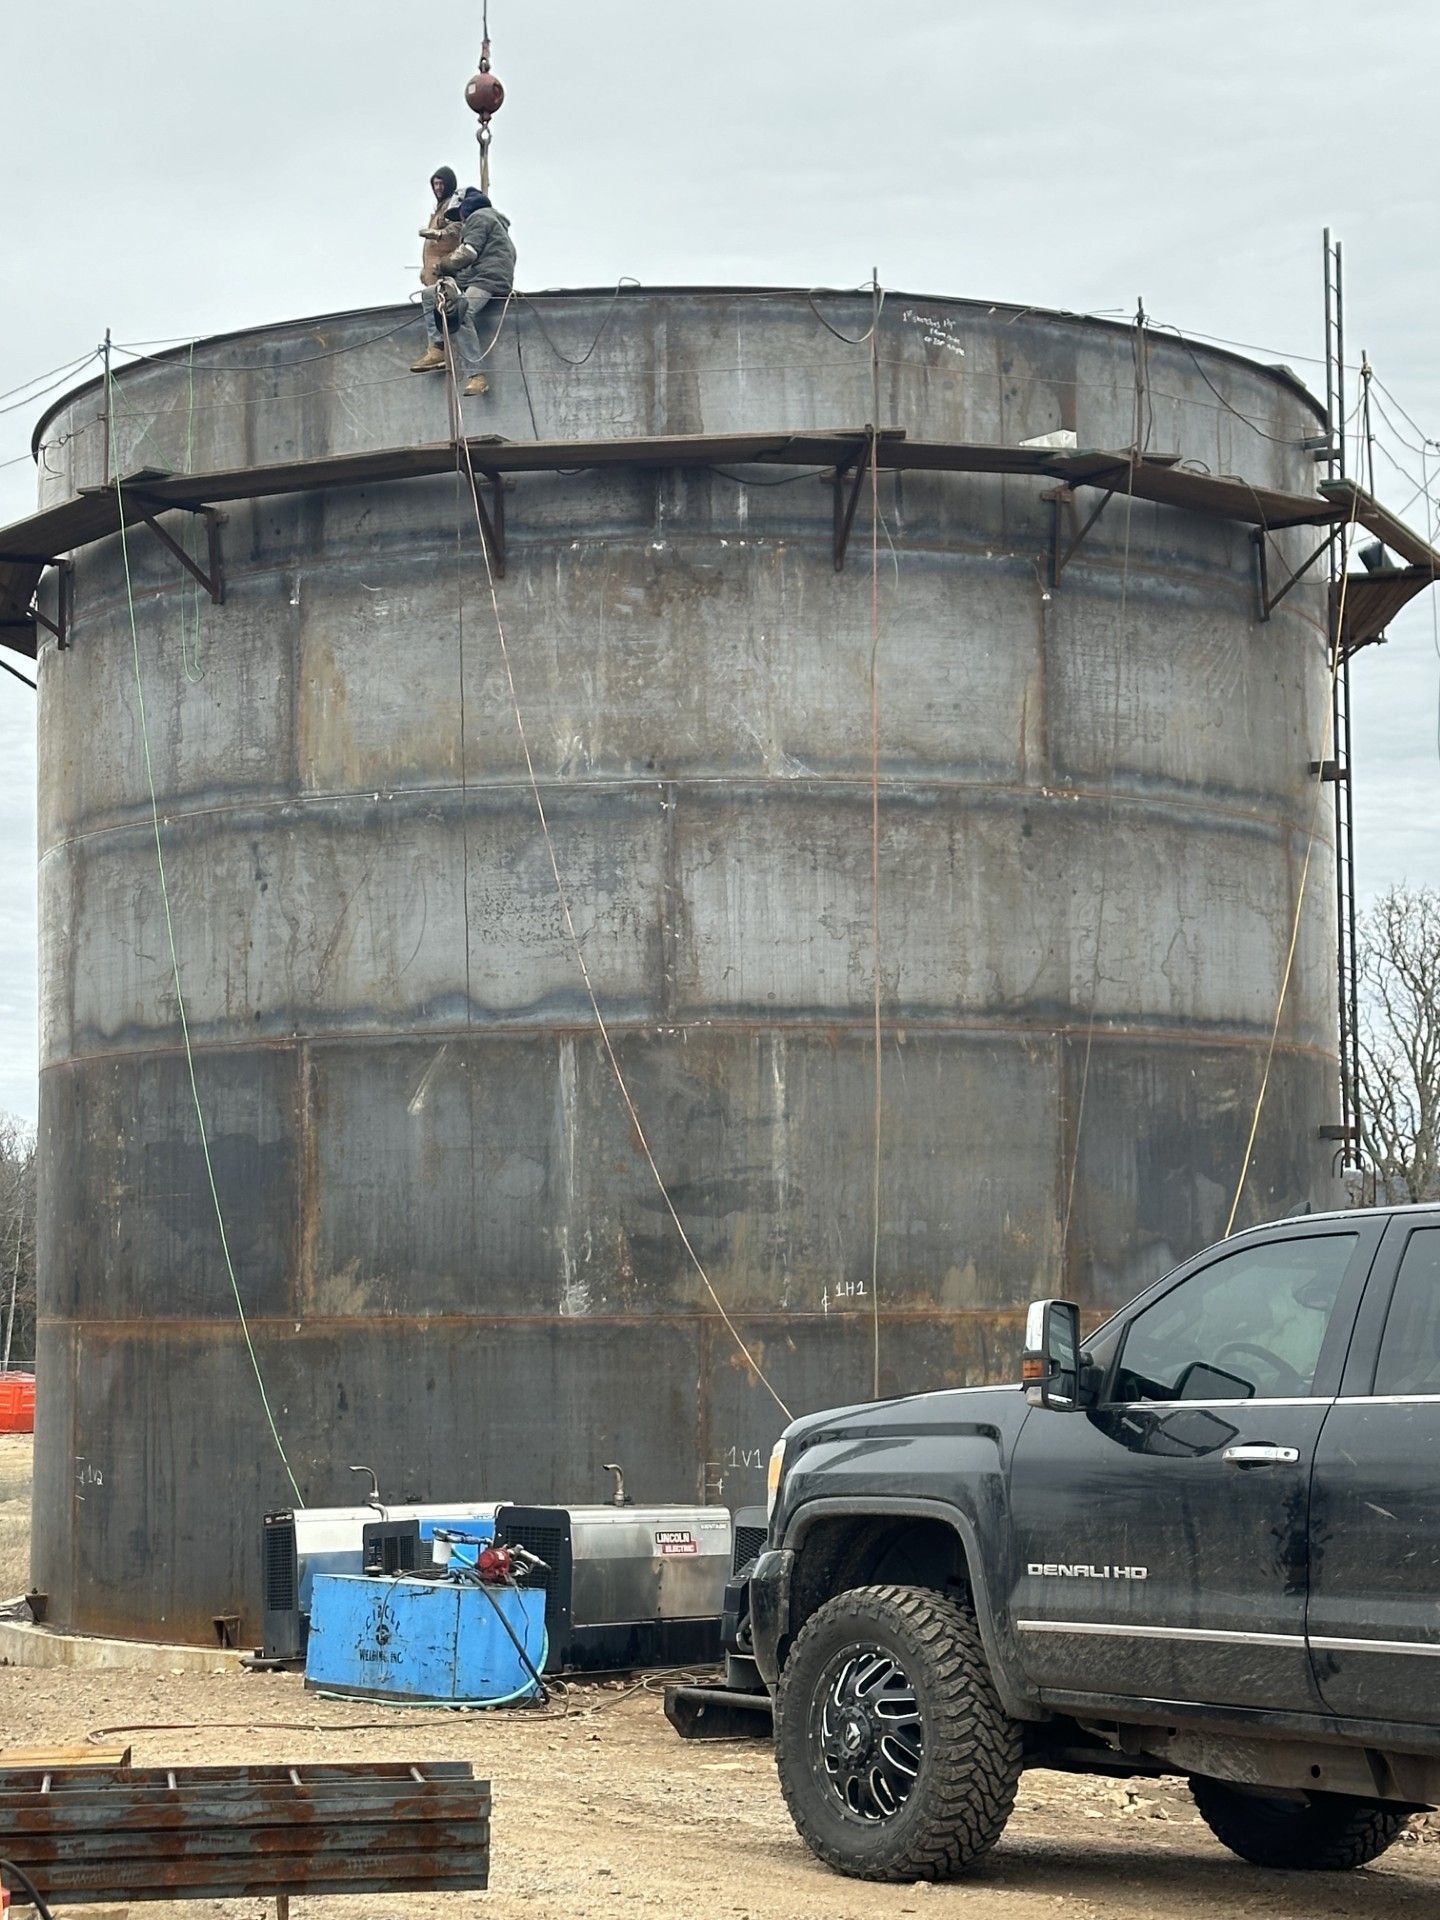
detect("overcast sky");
top-left (1, 0), bottom-right (1437, 1124)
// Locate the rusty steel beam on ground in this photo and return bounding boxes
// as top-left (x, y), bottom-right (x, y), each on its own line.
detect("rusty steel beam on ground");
top-left (0, 1760), bottom-right (491, 1903)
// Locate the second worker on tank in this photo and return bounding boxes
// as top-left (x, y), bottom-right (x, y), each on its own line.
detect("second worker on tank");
top-left (412, 188), bottom-right (516, 397)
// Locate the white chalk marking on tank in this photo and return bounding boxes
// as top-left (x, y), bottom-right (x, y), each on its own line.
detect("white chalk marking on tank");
top-left (407, 1043), bottom-right (450, 1116)
top-left (289, 571), bottom-right (303, 608)
top-left (1365, 1502), bottom-right (1399, 1521)
top-left (772, 1034), bottom-right (792, 1309)
top-left (558, 1035), bottom-right (589, 1317)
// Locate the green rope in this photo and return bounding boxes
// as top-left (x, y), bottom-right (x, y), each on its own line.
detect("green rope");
top-left (105, 361), bottom-right (303, 1506)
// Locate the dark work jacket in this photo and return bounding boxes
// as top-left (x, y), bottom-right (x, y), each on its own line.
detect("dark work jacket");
top-left (454, 207), bottom-right (516, 297)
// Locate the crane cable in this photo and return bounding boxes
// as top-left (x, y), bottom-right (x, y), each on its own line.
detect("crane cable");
top-left (437, 310), bottom-right (791, 1421)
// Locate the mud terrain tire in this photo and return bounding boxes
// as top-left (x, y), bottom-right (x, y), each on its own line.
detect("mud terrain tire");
top-left (774, 1583), bottom-right (1022, 1881)
top-left (1190, 1776), bottom-right (1411, 1870)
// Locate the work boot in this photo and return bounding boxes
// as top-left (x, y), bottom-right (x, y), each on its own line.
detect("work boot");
top-left (410, 345), bottom-right (447, 372)
top-left (463, 373), bottom-right (490, 397)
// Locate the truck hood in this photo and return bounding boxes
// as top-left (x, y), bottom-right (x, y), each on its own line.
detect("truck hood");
top-left (781, 1380), bottom-right (1027, 1455)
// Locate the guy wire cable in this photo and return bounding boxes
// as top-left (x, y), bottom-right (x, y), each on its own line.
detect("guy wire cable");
top-left (0, 346), bottom-right (101, 409)
top-left (104, 359), bottom-right (303, 1505)
top-left (1223, 487), bottom-right (1364, 1237)
top-left (440, 349), bottom-right (791, 1420)
top-left (867, 270), bottom-right (884, 1402)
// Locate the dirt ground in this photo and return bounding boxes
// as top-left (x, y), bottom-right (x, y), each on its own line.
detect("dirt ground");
top-left (0, 1432), bottom-right (32, 1596)
top-left (0, 1436), bottom-right (1436, 1919)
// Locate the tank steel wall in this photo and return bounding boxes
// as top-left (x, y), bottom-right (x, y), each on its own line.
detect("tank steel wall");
top-left (31, 291), bottom-right (1338, 1640)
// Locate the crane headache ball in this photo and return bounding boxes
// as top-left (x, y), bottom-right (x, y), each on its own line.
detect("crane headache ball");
top-left (465, 70), bottom-right (505, 120)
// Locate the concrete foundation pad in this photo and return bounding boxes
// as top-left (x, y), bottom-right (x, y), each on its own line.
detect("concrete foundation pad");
top-left (0, 1609), bottom-right (241, 1673)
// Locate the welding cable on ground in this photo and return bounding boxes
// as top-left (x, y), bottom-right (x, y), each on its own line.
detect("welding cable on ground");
top-left (1224, 491), bottom-right (1364, 1236)
top-left (105, 362), bottom-right (303, 1506)
top-left (465, 1572), bottom-right (550, 1705)
top-left (0, 1858), bottom-right (54, 1920)
top-left (440, 348), bottom-right (792, 1421)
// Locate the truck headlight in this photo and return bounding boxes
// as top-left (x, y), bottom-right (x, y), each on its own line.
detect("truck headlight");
top-left (766, 1439), bottom-right (786, 1521)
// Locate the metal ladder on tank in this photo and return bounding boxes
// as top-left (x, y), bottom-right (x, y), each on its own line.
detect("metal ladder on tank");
top-left (1322, 229), bottom-right (1362, 1174)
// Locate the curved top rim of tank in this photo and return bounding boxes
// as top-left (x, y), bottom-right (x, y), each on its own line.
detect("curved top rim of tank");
top-left (29, 283), bottom-right (1326, 459)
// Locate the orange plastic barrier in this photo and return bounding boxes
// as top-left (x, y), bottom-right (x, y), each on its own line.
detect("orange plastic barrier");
top-left (0, 1374), bottom-right (35, 1435)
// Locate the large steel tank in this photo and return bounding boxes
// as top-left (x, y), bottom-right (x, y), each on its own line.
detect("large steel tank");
top-left (30, 290), bottom-right (1338, 1640)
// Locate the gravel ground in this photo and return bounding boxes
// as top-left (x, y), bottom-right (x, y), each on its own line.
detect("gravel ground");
top-left (0, 1431), bottom-right (32, 1596)
top-left (0, 1436), bottom-right (1436, 1919)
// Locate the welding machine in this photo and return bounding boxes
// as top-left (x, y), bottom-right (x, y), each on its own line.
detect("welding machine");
top-left (260, 1501), bottom-right (504, 1663)
top-left (492, 1502), bottom-right (731, 1671)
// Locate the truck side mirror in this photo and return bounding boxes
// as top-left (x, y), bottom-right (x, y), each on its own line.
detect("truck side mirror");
top-left (1022, 1298), bottom-right (1084, 1410)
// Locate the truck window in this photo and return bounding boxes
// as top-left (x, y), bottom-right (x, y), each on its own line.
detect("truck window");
top-left (1374, 1228), bottom-right (1440, 1397)
top-left (1110, 1234), bottom-right (1356, 1404)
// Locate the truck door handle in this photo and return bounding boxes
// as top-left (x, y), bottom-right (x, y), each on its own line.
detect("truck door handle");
top-left (1222, 1444), bottom-right (1301, 1467)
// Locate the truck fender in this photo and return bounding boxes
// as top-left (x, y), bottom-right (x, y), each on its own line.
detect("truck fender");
top-left (781, 1494), bottom-right (1041, 1721)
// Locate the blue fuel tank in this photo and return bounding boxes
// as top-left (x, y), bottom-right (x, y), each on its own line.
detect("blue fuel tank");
top-left (305, 1573), bottom-right (547, 1705)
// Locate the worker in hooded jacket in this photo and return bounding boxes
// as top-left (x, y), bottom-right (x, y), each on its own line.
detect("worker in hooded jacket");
top-left (412, 189), bottom-right (516, 397)
top-left (419, 166), bottom-right (460, 286)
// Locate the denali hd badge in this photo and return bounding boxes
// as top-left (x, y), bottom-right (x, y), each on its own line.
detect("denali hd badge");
top-left (1027, 1563), bottom-right (1149, 1579)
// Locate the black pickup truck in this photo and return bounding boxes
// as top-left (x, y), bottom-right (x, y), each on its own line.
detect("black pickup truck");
top-left (747, 1202), bottom-right (1440, 1881)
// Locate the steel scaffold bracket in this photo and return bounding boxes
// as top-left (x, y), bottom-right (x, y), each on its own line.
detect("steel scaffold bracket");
top-left (1041, 471), bottom-right (1129, 589)
top-left (0, 557), bottom-right (71, 652)
top-left (470, 467), bottom-right (507, 579)
top-left (136, 504), bottom-right (227, 606)
top-left (829, 428), bottom-right (875, 572)
top-left (1251, 525), bottom-right (1333, 625)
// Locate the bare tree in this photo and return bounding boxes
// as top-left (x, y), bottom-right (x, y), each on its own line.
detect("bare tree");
top-left (1357, 886), bottom-right (1440, 1205)
top-left (0, 1118), bottom-right (36, 1371)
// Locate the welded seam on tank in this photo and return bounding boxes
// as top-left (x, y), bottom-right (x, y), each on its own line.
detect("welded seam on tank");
top-left (1224, 489), bottom-right (1363, 1237)
top-left (63, 536), bottom-right (1293, 631)
top-left (36, 767), bottom-right (1336, 863)
top-left (440, 351), bottom-right (793, 1421)
top-left (37, 1023), bottom-right (1343, 1074)
top-left (103, 361), bottom-right (304, 1507)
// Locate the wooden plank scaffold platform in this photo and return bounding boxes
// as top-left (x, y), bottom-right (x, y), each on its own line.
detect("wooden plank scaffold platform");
top-left (2, 427), bottom-right (1436, 667)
